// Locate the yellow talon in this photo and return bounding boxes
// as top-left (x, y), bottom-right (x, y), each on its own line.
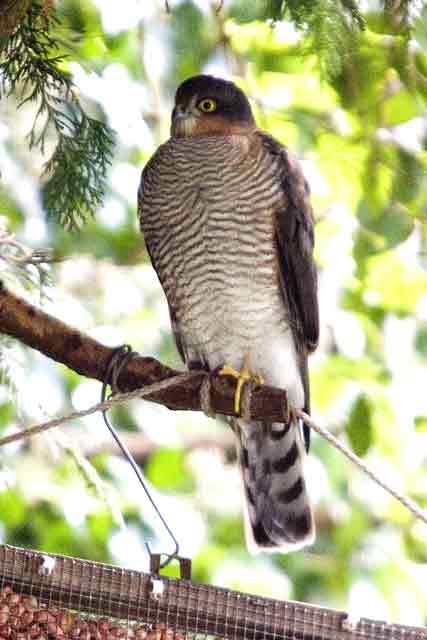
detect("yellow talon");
top-left (219, 355), bottom-right (264, 415)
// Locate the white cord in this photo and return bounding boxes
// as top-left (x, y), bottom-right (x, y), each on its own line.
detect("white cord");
top-left (298, 409), bottom-right (427, 526)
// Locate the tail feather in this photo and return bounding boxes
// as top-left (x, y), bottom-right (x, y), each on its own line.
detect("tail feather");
top-left (235, 417), bottom-right (314, 553)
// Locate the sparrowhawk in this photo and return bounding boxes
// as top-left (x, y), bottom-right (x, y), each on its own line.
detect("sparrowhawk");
top-left (138, 75), bottom-right (319, 553)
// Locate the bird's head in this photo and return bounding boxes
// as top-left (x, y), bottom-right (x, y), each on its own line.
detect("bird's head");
top-left (171, 75), bottom-right (255, 138)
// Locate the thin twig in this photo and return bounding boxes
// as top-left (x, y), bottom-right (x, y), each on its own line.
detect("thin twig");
top-left (215, 0), bottom-right (224, 14)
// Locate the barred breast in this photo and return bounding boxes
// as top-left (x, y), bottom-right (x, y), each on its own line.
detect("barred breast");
top-left (139, 134), bottom-right (302, 405)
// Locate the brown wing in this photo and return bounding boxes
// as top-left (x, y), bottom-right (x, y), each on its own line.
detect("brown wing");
top-left (259, 132), bottom-right (319, 425)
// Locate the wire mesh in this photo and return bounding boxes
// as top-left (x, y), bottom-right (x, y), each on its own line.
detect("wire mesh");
top-left (0, 545), bottom-right (426, 640)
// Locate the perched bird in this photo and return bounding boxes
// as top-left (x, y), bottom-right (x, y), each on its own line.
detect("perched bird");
top-left (138, 75), bottom-right (319, 553)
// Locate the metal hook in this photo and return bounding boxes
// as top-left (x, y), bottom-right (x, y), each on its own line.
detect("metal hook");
top-left (147, 544), bottom-right (191, 579)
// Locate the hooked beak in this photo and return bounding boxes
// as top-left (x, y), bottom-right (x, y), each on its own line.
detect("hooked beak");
top-left (172, 104), bottom-right (196, 121)
top-left (171, 104), bottom-right (198, 137)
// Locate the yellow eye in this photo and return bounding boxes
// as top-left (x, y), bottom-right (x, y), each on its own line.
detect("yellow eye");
top-left (198, 98), bottom-right (217, 113)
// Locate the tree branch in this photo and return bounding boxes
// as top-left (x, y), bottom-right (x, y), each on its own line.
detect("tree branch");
top-left (0, 281), bottom-right (290, 422)
top-left (0, 0), bottom-right (31, 38)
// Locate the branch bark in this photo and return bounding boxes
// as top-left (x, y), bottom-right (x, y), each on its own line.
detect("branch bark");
top-left (0, 282), bottom-right (289, 423)
top-left (0, 0), bottom-right (31, 37)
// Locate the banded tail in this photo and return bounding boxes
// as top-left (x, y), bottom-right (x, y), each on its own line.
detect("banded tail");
top-left (234, 417), bottom-right (314, 553)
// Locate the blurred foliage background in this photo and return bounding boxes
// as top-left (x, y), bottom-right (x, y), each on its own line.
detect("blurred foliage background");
top-left (1, 0), bottom-right (427, 626)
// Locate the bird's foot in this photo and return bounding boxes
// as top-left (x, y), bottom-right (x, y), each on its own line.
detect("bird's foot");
top-left (219, 354), bottom-right (264, 415)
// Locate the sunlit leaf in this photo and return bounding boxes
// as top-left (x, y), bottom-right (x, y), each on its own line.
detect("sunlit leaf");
top-left (364, 251), bottom-right (427, 314)
top-left (414, 416), bottom-right (427, 432)
top-left (0, 490), bottom-right (27, 528)
top-left (413, 6), bottom-right (427, 50)
top-left (346, 393), bottom-right (373, 457)
top-left (383, 90), bottom-right (420, 126)
top-left (357, 200), bottom-right (414, 252)
top-left (146, 448), bottom-right (195, 493)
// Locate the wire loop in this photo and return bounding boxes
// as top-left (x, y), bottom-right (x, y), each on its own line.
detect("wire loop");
top-left (101, 345), bottom-right (180, 569)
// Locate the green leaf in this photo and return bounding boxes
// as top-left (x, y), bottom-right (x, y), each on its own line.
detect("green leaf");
top-left (0, 490), bottom-right (27, 529)
top-left (413, 6), bottom-right (427, 50)
top-left (415, 325), bottom-right (427, 358)
top-left (357, 200), bottom-right (414, 253)
top-left (353, 220), bottom-right (387, 262)
top-left (383, 90), bottom-right (420, 126)
top-left (414, 416), bottom-right (427, 432)
top-left (403, 528), bottom-right (427, 563)
top-left (228, 1), bottom-right (270, 22)
top-left (0, 402), bottom-right (15, 431)
top-left (346, 393), bottom-right (373, 457)
top-left (210, 515), bottom-right (243, 548)
top-left (170, 2), bottom-right (217, 83)
top-left (146, 448), bottom-right (195, 493)
top-left (363, 250), bottom-right (427, 314)
top-left (392, 151), bottom-right (425, 208)
top-left (312, 355), bottom-right (388, 412)
top-left (332, 504), bottom-right (369, 556)
top-left (42, 115), bottom-right (115, 229)
top-left (86, 511), bottom-right (115, 548)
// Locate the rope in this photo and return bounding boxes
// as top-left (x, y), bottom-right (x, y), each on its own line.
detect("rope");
top-left (0, 374), bottom-right (194, 447)
top-left (297, 409), bottom-right (427, 527)
top-left (0, 377), bottom-right (425, 528)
